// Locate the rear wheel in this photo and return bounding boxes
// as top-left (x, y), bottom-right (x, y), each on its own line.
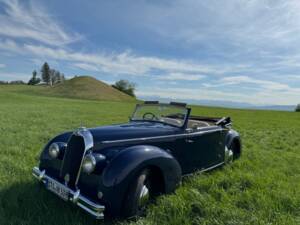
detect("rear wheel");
top-left (225, 146), bottom-right (234, 164)
top-left (226, 140), bottom-right (241, 163)
top-left (231, 139), bottom-right (241, 160)
top-left (122, 169), bottom-right (155, 218)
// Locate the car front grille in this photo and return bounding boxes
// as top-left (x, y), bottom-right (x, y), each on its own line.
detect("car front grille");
top-left (60, 134), bottom-right (86, 188)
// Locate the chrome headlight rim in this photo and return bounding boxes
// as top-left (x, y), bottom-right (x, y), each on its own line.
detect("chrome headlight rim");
top-left (82, 154), bottom-right (97, 174)
top-left (48, 143), bottom-right (60, 159)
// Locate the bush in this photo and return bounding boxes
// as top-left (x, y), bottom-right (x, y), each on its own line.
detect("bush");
top-left (112, 80), bottom-right (136, 97)
top-left (0, 81), bottom-right (8, 85)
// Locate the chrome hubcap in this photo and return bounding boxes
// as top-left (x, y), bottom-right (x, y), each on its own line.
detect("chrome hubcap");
top-left (225, 146), bottom-right (234, 163)
top-left (138, 184), bottom-right (150, 209)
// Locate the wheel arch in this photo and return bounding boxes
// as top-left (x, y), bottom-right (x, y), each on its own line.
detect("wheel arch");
top-left (226, 129), bottom-right (242, 159)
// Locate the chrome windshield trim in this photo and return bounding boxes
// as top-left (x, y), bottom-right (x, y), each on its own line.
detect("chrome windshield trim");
top-left (130, 103), bottom-right (190, 128)
top-left (101, 127), bottom-right (222, 144)
top-left (32, 167), bottom-right (104, 219)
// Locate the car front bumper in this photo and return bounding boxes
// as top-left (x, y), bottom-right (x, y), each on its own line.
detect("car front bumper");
top-left (32, 166), bottom-right (105, 219)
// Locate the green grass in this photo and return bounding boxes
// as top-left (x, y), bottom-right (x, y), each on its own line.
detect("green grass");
top-left (0, 86), bottom-right (299, 225)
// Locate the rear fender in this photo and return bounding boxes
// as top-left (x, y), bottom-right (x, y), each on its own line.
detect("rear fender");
top-left (226, 129), bottom-right (242, 154)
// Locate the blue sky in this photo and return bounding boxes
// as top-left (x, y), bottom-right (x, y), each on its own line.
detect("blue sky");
top-left (0, 0), bottom-right (300, 105)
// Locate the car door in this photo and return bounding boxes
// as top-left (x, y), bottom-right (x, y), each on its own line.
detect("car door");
top-left (175, 128), bottom-right (225, 174)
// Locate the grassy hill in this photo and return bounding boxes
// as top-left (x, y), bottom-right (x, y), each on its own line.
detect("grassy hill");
top-left (0, 87), bottom-right (299, 225)
top-left (1, 76), bottom-right (136, 102)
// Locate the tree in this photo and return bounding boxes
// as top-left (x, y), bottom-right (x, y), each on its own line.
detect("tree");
top-left (50, 69), bottom-right (56, 85)
top-left (296, 104), bottom-right (300, 112)
top-left (112, 79), bottom-right (136, 97)
top-left (28, 70), bottom-right (41, 85)
top-left (60, 73), bottom-right (65, 83)
top-left (52, 70), bottom-right (65, 84)
top-left (41, 62), bottom-right (51, 85)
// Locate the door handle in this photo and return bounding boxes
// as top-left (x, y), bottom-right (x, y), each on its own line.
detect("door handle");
top-left (185, 139), bottom-right (194, 143)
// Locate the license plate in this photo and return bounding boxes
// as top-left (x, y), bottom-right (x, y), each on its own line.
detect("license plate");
top-left (47, 179), bottom-right (69, 201)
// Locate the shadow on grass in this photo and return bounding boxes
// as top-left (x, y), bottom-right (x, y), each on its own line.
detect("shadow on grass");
top-left (0, 181), bottom-right (117, 225)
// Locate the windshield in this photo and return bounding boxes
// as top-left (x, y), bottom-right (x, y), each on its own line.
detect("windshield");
top-left (131, 104), bottom-right (188, 127)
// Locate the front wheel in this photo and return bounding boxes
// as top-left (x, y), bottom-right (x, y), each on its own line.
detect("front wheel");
top-left (122, 169), bottom-right (155, 218)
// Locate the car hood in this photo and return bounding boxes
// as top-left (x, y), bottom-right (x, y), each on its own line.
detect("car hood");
top-left (88, 121), bottom-right (181, 144)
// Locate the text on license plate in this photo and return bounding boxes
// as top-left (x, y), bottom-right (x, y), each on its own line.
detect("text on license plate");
top-left (47, 179), bottom-right (69, 201)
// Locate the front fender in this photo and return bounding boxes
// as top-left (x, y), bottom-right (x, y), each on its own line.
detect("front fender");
top-left (102, 145), bottom-right (182, 192)
top-left (39, 131), bottom-right (72, 160)
top-left (99, 145), bottom-right (181, 217)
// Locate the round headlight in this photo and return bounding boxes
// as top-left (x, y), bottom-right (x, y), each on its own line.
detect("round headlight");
top-left (49, 143), bottom-right (60, 159)
top-left (82, 154), bottom-right (96, 174)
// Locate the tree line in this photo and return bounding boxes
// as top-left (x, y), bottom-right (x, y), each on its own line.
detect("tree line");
top-left (0, 80), bottom-right (25, 85)
top-left (28, 62), bottom-right (65, 85)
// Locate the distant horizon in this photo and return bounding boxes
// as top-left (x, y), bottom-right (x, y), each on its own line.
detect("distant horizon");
top-left (0, 0), bottom-right (300, 105)
top-left (0, 74), bottom-right (297, 110)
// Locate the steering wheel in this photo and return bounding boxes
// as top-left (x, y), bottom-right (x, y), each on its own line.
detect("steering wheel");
top-left (142, 112), bottom-right (158, 120)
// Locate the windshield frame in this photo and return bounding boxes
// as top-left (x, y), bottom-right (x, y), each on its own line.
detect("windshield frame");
top-left (130, 103), bottom-right (190, 128)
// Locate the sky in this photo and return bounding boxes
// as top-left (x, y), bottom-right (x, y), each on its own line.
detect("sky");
top-left (0, 0), bottom-right (300, 105)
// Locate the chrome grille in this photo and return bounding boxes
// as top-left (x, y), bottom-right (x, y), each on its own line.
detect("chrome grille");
top-left (60, 128), bottom-right (94, 188)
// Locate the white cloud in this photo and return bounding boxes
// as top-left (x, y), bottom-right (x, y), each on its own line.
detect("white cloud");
top-left (0, 63), bottom-right (5, 68)
top-left (156, 72), bottom-right (205, 81)
top-left (72, 63), bottom-right (100, 72)
top-left (200, 75), bottom-right (300, 104)
top-left (0, 39), bottom-right (20, 52)
top-left (219, 76), bottom-right (290, 91)
top-left (0, 0), bottom-right (81, 46)
top-left (0, 39), bottom-right (238, 77)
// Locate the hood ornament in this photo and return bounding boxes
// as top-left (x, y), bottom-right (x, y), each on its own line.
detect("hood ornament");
top-left (74, 127), bottom-right (87, 136)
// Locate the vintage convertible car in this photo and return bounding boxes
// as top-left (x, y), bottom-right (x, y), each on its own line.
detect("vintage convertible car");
top-left (32, 101), bottom-right (241, 219)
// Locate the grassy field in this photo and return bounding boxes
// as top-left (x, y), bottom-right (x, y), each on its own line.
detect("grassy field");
top-left (0, 85), bottom-right (299, 225)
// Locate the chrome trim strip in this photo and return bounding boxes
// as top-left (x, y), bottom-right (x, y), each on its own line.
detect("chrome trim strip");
top-left (182, 161), bottom-right (225, 177)
top-left (32, 167), bottom-right (104, 219)
top-left (101, 127), bottom-right (222, 144)
top-left (200, 161), bottom-right (225, 173)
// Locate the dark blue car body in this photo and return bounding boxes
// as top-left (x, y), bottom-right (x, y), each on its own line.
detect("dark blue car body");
top-left (33, 102), bottom-right (241, 219)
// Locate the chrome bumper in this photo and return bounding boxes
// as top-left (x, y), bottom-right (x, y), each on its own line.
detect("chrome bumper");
top-left (32, 166), bottom-right (105, 219)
